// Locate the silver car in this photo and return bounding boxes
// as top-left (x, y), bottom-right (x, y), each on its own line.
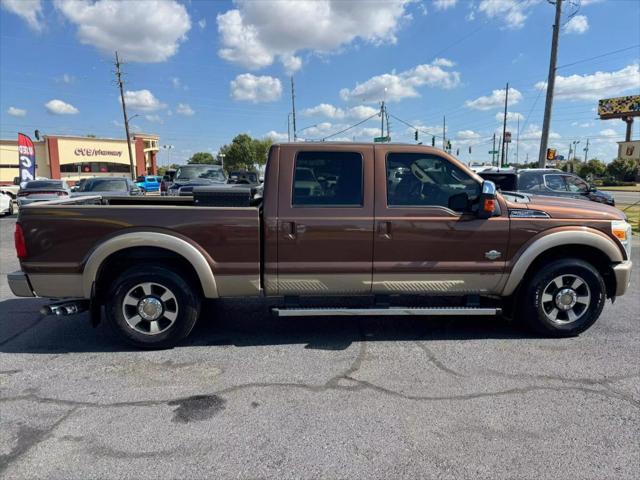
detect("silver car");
top-left (17, 180), bottom-right (71, 207)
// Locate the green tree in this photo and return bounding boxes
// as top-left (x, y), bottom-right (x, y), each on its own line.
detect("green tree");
top-left (188, 152), bottom-right (218, 164)
top-left (606, 158), bottom-right (639, 182)
top-left (577, 158), bottom-right (606, 179)
top-left (253, 137), bottom-right (273, 168)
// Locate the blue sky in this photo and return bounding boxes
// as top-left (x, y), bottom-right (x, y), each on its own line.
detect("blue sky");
top-left (1, 0), bottom-right (639, 166)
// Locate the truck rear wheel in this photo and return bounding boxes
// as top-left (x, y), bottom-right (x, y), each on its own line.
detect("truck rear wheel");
top-left (105, 265), bottom-right (201, 349)
top-left (519, 258), bottom-right (605, 337)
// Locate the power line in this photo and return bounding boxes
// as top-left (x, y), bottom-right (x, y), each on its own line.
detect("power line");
top-left (556, 44), bottom-right (640, 70)
top-left (320, 112), bottom-right (380, 141)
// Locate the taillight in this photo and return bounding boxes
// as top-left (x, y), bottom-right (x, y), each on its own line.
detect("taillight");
top-left (14, 223), bottom-right (27, 259)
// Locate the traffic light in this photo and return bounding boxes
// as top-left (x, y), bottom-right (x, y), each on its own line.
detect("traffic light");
top-left (468, 146), bottom-right (472, 154)
top-left (414, 130), bottom-right (418, 141)
top-left (447, 140), bottom-right (452, 151)
top-left (431, 136), bottom-right (435, 146)
top-left (456, 148), bottom-right (459, 156)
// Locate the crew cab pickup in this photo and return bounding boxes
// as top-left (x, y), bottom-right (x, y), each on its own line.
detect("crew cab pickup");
top-left (9, 143), bottom-right (633, 348)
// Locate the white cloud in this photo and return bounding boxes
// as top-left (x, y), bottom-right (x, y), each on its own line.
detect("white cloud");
top-left (477, 0), bottom-right (539, 29)
top-left (519, 123), bottom-right (561, 141)
top-left (198, 18), bottom-right (206, 29)
top-left (572, 121), bottom-right (593, 128)
top-left (45, 99), bottom-right (79, 115)
top-left (340, 59), bottom-right (461, 103)
top-left (230, 74), bottom-right (282, 103)
top-left (434, 0), bottom-right (457, 10)
top-left (599, 128), bottom-right (619, 138)
top-left (264, 130), bottom-right (289, 142)
top-left (56, 73), bottom-right (75, 84)
top-left (144, 114), bottom-right (163, 124)
top-left (122, 89), bottom-right (166, 111)
top-left (281, 54), bottom-right (302, 75)
top-left (171, 77), bottom-right (186, 90)
top-left (466, 87), bottom-right (522, 110)
top-left (456, 130), bottom-right (481, 140)
top-left (216, 0), bottom-right (412, 71)
top-left (176, 103), bottom-right (195, 116)
top-left (54, 0), bottom-right (191, 62)
top-left (1, 0), bottom-right (43, 31)
top-left (496, 111), bottom-right (525, 122)
top-left (7, 106), bottom-right (27, 117)
top-left (303, 103), bottom-right (379, 120)
top-left (535, 64), bottom-right (640, 101)
top-left (564, 14), bottom-right (589, 34)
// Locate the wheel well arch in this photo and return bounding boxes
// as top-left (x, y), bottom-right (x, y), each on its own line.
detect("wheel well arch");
top-left (502, 229), bottom-right (623, 298)
top-left (516, 244), bottom-right (617, 299)
top-left (83, 232), bottom-right (218, 299)
top-left (94, 246), bottom-right (204, 303)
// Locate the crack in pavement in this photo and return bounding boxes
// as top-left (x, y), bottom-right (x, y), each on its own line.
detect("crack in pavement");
top-left (0, 406), bottom-right (78, 476)
top-left (413, 341), bottom-right (464, 377)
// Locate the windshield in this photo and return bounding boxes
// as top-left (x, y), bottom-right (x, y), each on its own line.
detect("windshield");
top-left (82, 179), bottom-right (128, 192)
top-left (175, 165), bottom-right (226, 182)
top-left (23, 181), bottom-right (63, 190)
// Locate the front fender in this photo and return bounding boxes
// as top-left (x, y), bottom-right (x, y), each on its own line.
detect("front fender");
top-left (501, 227), bottom-right (623, 296)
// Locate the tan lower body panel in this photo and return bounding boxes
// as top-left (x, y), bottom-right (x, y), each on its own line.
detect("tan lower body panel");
top-left (215, 274), bottom-right (261, 297)
top-left (28, 274), bottom-right (85, 298)
top-left (277, 273), bottom-right (371, 296)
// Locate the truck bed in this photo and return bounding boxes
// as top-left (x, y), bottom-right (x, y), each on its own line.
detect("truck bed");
top-left (17, 194), bottom-right (262, 298)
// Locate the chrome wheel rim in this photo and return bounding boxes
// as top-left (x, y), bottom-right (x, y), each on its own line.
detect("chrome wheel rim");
top-left (122, 282), bottom-right (178, 335)
top-left (541, 274), bottom-right (591, 325)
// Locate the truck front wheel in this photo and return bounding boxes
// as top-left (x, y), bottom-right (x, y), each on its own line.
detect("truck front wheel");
top-left (519, 258), bottom-right (605, 337)
top-left (105, 265), bottom-right (201, 349)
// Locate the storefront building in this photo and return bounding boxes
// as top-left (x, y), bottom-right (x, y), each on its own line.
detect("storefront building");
top-left (0, 133), bottom-right (159, 185)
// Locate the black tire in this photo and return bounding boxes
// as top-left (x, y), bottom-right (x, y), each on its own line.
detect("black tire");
top-left (518, 258), bottom-right (605, 337)
top-left (105, 265), bottom-right (201, 349)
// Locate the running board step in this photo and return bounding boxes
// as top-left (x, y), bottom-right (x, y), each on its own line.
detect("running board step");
top-left (272, 307), bottom-right (501, 317)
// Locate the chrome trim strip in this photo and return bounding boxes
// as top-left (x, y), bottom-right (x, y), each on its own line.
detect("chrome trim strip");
top-left (273, 307), bottom-right (502, 317)
top-left (509, 209), bottom-right (550, 218)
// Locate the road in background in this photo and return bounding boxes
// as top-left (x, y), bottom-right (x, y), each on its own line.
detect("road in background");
top-left (1, 215), bottom-right (639, 479)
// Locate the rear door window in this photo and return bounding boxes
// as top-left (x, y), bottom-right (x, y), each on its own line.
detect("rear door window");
top-left (292, 151), bottom-right (363, 206)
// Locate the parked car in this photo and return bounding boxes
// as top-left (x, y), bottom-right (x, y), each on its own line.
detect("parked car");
top-left (166, 164), bottom-right (227, 196)
top-left (17, 180), bottom-right (71, 207)
top-left (478, 168), bottom-right (615, 206)
top-left (73, 177), bottom-right (142, 197)
top-left (136, 175), bottom-right (161, 193)
top-left (228, 170), bottom-right (259, 185)
top-left (9, 143), bottom-right (632, 348)
top-left (0, 190), bottom-right (15, 216)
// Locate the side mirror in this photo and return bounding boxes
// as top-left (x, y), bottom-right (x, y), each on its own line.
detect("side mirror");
top-left (477, 180), bottom-right (497, 219)
top-left (448, 192), bottom-right (469, 212)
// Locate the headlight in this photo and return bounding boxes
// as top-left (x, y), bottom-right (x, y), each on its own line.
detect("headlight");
top-left (612, 220), bottom-right (632, 259)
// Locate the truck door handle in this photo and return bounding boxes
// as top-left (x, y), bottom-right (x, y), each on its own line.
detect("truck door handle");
top-left (285, 222), bottom-right (306, 239)
top-left (378, 221), bottom-right (391, 238)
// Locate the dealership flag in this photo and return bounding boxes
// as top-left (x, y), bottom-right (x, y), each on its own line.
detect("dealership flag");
top-left (18, 133), bottom-right (36, 183)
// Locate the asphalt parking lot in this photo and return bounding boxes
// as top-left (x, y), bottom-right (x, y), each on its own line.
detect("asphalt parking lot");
top-left (1, 214), bottom-right (638, 479)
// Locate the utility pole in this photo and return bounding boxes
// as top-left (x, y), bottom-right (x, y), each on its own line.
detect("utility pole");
top-left (492, 132), bottom-right (496, 166)
top-left (380, 101), bottom-right (385, 138)
top-left (114, 51), bottom-right (136, 180)
top-left (442, 116), bottom-right (446, 149)
top-left (287, 113), bottom-right (292, 142)
top-left (516, 116), bottom-right (520, 164)
top-left (538, 0), bottom-right (563, 167)
top-left (290, 77), bottom-right (297, 142)
top-left (583, 138), bottom-right (590, 162)
top-left (500, 82), bottom-right (509, 169)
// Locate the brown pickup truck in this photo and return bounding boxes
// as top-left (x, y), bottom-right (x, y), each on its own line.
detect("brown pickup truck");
top-left (9, 143), bottom-right (633, 348)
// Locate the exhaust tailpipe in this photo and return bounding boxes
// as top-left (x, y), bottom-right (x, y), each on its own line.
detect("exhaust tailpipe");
top-left (40, 300), bottom-right (90, 316)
